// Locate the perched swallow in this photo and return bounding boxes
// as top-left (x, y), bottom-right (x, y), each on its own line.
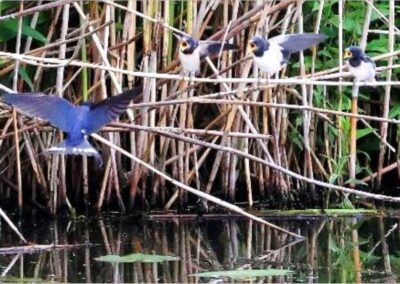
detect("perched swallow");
top-left (344, 46), bottom-right (376, 82)
top-left (173, 32), bottom-right (238, 75)
top-left (248, 33), bottom-right (327, 76)
top-left (1, 87), bottom-right (142, 163)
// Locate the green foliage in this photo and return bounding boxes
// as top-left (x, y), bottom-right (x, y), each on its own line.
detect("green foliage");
top-left (327, 225), bottom-right (374, 282)
top-left (339, 197), bottom-right (355, 209)
top-left (288, 124), bottom-right (303, 150)
top-left (0, 2), bottom-right (17, 13)
top-left (360, 250), bottom-right (381, 266)
top-left (327, 154), bottom-right (349, 185)
top-left (356, 127), bottom-right (376, 140)
top-left (0, 19), bottom-right (47, 43)
top-left (390, 253), bottom-right (400, 274)
top-left (389, 104), bottom-right (400, 119)
top-left (18, 68), bottom-right (34, 91)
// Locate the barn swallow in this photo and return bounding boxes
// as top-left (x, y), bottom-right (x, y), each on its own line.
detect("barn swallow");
top-left (173, 32), bottom-right (238, 75)
top-left (1, 87), bottom-right (142, 163)
top-left (248, 33), bottom-right (326, 76)
top-left (344, 46), bottom-right (376, 82)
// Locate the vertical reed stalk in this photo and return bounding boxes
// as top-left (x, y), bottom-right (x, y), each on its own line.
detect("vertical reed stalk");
top-left (148, 10), bottom-right (159, 168)
top-left (377, 0), bottom-right (394, 187)
top-left (308, 0), bottom-right (324, 191)
top-left (80, 13), bottom-right (88, 102)
top-left (32, 6), bottom-right (62, 89)
top-left (126, 0), bottom-right (137, 173)
top-left (78, 1), bottom-right (90, 210)
top-left (56, 3), bottom-right (70, 210)
top-left (177, 1), bottom-right (193, 204)
top-left (337, 0), bottom-right (344, 185)
top-left (159, 0), bottom-right (170, 177)
top-left (12, 109), bottom-right (23, 213)
top-left (349, 85), bottom-right (359, 188)
top-left (13, 1), bottom-right (23, 213)
top-left (129, 0), bottom-right (152, 208)
top-left (298, 0), bottom-right (314, 194)
top-left (359, 0), bottom-right (373, 50)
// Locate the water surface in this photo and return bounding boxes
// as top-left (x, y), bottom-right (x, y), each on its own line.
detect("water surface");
top-left (0, 213), bottom-right (399, 283)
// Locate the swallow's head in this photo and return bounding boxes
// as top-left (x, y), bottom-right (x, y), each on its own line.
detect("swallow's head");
top-left (344, 46), bottom-right (364, 60)
top-left (173, 32), bottom-right (198, 54)
top-left (248, 36), bottom-right (269, 57)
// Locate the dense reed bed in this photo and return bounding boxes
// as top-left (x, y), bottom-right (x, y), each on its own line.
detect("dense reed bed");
top-left (0, 0), bottom-right (399, 215)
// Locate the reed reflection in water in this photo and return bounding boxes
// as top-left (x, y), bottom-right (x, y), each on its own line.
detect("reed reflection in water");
top-left (0, 215), bottom-right (398, 283)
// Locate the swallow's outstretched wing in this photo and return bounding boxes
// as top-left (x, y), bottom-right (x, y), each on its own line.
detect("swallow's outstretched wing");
top-left (1, 93), bottom-right (79, 133)
top-left (85, 86), bottom-right (142, 133)
top-left (270, 33), bottom-right (326, 60)
top-left (198, 41), bottom-right (239, 58)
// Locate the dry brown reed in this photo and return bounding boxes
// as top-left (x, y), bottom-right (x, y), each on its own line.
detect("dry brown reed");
top-left (0, 0), bottom-right (399, 217)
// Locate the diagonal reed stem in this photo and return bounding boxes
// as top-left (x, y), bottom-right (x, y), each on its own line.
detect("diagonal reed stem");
top-left (91, 133), bottom-right (304, 240)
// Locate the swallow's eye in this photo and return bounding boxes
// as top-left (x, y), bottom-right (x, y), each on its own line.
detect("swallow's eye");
top-left (249, 42), bottom-right (256, 49)
top-left (181, 41), bottom-right (188, 48)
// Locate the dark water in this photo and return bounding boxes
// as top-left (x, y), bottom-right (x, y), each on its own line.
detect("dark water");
top-left (0, 213), bottom-right (399, 283)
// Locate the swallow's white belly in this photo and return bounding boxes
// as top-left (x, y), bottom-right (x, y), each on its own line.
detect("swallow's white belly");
top-left (348, 61), bottom-right (376, 82)
top-left (253, 44), bottom-right (284, 75)
top-left (179, 48), bottom-right (201, 74)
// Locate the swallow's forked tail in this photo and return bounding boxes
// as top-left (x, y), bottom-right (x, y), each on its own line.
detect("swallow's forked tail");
top-left (45, 140), bottom-right (102, 166)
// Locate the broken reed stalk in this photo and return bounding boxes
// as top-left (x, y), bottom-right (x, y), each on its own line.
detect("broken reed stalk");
top-left (91, 133), bottom-right (304, 240)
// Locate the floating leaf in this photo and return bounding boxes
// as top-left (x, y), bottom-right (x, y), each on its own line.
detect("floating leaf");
top-left (95, 253), bottom-right (179, 263)
top-left (191, 269), bottom-right (292, 279)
